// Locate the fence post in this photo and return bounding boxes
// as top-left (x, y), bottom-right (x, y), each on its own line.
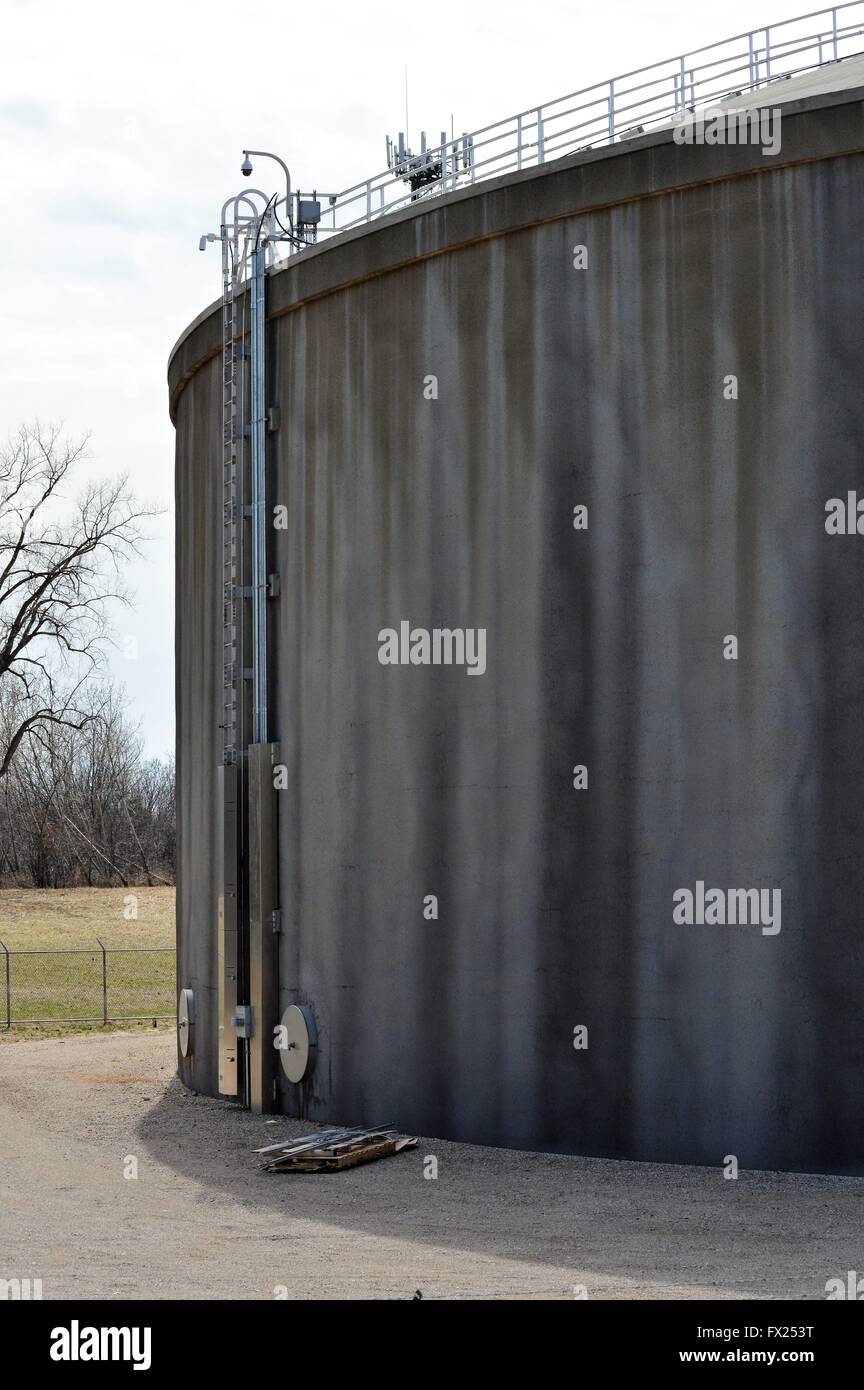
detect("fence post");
top-left (0, 939), bottom-right (8, 1030)
top-left (97, 937), bottom-right (108, 1025)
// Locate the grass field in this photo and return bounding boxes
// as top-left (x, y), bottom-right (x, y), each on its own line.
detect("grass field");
top-left (0, 887), bottom-right (176, 1037)
top-left (0, 885), bottom-right (175, 949)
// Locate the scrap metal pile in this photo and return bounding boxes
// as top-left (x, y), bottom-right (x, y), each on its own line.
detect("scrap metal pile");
top-left (255, 1125), bottom-right (417, 1173)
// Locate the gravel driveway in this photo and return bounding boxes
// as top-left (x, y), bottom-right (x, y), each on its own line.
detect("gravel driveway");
top-left (0, 1031), bottom-right (860, 1300)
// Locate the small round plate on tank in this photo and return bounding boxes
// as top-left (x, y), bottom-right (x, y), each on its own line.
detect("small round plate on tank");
top-left (279, 1004), bottom-right (317, 1083)
top-left (178, 988), bottom-right (195, 1058)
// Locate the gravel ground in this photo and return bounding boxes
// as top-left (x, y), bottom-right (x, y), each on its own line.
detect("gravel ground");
top-left (0, 1031), bottom-right (860, 1301)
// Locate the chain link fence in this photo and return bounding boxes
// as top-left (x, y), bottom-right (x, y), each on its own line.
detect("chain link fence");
top-left (0, 941), bottom-right (175, 1027)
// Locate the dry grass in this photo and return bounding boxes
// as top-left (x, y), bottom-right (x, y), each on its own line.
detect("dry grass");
top-left (0, 886), bottom-right (175, 949)
top-left (0, 887), bottom-right (176, 1039)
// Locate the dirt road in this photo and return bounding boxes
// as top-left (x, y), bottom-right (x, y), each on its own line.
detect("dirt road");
top-left (0, 1032), bottom-right (860, 1300)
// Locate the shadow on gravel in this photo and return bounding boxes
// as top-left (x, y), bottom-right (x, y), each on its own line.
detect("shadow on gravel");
top-left (135, 1074), bottom-right (861, 1298)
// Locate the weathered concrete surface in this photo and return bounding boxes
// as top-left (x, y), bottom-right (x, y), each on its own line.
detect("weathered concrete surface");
top-left (3, 1031), bottom-right (864, 1299)
top-left (174, 360), bottom-right (221, 1099)
top-left (171, 86), bottom-right (864, 1172)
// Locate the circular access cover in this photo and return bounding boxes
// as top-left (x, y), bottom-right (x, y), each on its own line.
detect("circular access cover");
top-left (178, 988), bottom-right (195, 1058)
top-left (279, 1004), bottom-right (316, 1083)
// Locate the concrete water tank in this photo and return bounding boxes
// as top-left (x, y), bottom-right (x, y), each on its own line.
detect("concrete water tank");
top-left (169, 82), bottom-right (864, 1173)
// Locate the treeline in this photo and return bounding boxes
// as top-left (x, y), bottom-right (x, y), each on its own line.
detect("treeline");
top-left (0, 684), bottom-right (174, 888)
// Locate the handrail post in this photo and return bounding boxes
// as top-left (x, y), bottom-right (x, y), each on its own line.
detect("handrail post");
top-left (97, 937), bottom-right (108, 1026)
top-left (280, 5), bottom-right (856, 242)
top-left (0, 940), bottom-right (9, 1030)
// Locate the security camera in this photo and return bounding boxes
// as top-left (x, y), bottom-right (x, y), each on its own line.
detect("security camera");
top-left (198, 235), bottom-right (207, 251)
top-left (241, 155), bottom-right (253, 177)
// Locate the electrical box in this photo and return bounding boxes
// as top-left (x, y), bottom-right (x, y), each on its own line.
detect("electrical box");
top-left (231, 1004), bottom-right (255, 1039)
top-left (297, 199), bottom-right (321, 227)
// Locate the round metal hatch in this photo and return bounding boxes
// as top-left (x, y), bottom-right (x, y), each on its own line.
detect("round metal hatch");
top-left (279, 1004), bottom-right (316, 1083)
top-left (178, 988), bottom-right (195, 1058)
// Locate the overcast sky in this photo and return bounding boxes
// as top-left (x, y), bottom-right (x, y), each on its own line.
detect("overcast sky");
top-left (0, 0), bottom-right (791, 756)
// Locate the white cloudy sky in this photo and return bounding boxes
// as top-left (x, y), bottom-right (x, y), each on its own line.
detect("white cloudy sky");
top-left (0, 0), bottom-right (788, 755)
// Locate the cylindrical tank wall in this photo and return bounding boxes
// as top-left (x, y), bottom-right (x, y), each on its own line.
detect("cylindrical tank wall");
top-left (172, 90), bottom-right (864, 1171)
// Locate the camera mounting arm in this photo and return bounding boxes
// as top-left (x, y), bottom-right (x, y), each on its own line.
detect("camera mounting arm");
top-left (241, 150), bottom-right (292, 225)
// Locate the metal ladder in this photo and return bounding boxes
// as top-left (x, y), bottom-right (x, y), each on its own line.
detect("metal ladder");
top-left (210, 188), bottom-right (284, 1107)
top-left (221, 217), bottom-right (270, 765)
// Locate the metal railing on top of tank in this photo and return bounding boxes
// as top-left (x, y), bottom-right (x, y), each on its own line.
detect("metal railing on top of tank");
top-left (289, 3), bottom-right (864, 249)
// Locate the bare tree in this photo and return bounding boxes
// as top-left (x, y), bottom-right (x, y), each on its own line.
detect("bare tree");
top-left (0, 423), bottom-right (157, 775)
top-left (0, 680), bottom-right (175, 888)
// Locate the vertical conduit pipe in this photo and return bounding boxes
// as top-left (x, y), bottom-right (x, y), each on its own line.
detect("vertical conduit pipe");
top-left (250, 242), bottom-right (268, 746)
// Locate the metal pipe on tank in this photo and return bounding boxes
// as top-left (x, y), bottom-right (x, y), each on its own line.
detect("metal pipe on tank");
top-left (250, 238), bottom-right (267, 745)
